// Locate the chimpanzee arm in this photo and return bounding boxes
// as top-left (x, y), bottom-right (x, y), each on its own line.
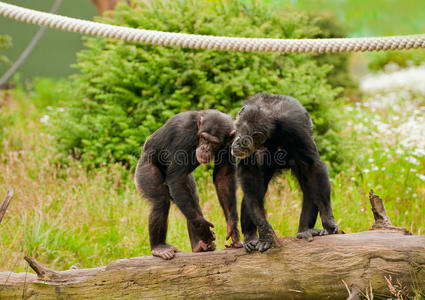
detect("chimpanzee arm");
top-left (213, 150), bottom-right (242, 247)
top-left (238, 161), bottom-right (277, 252)
top-left (168, 176), bottom-right (216, 244)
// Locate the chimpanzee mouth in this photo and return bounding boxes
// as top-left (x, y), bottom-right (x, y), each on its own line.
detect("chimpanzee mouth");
top-left (231, 149), bottom-right (250, 159)
top-left (196, 156), bottom-right (212, 164)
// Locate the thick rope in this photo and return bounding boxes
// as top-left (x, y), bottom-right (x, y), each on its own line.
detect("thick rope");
top-left (0, 1), bottom-right (424, 54)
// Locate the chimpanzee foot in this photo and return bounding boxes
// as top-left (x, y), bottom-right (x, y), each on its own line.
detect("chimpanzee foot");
top-left (243, 238), bottom-right (258, 253)
top-left (296, 228), bottom-right (326, 242)
top-left (255, 223), bottom-right (276, 252)
top-left (225, 224), bottom-right (243, 249)
top-left (244, 224), bottom-right (276, 253)
top-left (225, 240), bottom-right (243, 249)
top-left (151, 244), bottom-right (180, 260)
top-left (255, 239), bottom-right (272, 252)
top-left (193, 240), bottom-right (216, 253)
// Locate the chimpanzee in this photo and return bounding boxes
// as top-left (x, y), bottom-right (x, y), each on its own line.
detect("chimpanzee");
top-left (135, 110), bottom-right (242, 260)
top-left (231, 93), bottom-right (339, 253)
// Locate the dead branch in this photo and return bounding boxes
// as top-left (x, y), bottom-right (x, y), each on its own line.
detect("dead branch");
top-left (0, 187), bottom-right (13, 225)
top-left (369, 189), bottom-right (412, 235)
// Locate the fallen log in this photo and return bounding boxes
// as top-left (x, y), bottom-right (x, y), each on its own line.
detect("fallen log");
top-left (0, 191), bottom-right (423, 299)
top-left (1, 230), bottom-right (424, 299)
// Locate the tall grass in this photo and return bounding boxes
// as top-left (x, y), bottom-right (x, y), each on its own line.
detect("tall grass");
top-left (0, 69), bottom-right (424, 275)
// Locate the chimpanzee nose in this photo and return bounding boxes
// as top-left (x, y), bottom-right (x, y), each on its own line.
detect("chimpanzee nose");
top-left (231, 137), bottom-right (240, 149)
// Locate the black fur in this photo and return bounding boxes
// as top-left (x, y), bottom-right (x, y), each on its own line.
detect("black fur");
top-left (232, 93), bottom-right (339, 253)
top-left (135, 110), bottom-right (242, 259)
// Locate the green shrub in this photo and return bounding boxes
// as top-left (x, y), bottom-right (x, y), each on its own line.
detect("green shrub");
top-left (50, 0), bottom-right (348, 172)
top-left (30, 78), bottom-right (77, 109)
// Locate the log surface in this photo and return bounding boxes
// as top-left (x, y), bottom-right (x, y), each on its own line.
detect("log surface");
top-left (1, 230), bottom-right (424, 299)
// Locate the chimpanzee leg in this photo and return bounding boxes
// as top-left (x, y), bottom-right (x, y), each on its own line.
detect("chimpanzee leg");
top-left (239, 164), bottom-right (276, 252)
top-left (213, 157), bottom-right (242, 249)
top-left (168, 175), bottom-right (216, 252)
top-left (292, 157), bottom-right (338, 241)
top-left (309, 160), bottom-right (338, 233)
top-left (185, 174), bottom-right (216, 252)
top-left (240, 196), bottom-right (257, 249)
top-left (135, 159), bottom-right (179, 259)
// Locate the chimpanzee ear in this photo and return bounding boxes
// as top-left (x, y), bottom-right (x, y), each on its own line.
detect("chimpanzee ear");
top-left (252, 131), bottom-right (266, 145)
top-left (226, 130), bottom-right (236, 146)
top-left (228, 130), bottom-right (236, 141)
top-left (197, 117), bottom-right (204, 129)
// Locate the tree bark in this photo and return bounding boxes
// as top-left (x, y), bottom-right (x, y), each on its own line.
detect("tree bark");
top-left (1, 230), bottom-right (424, 299)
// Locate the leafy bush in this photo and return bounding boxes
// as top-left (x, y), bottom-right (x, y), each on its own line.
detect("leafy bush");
top-left (50, 0), bottom-right (348, 171)
top-left (30, 78), bottom-right (77, 109)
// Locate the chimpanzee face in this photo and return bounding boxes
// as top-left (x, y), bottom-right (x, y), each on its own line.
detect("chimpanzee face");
top-left (196, 111), bottom-right (235, 164)
top-left (196, 131), bottom-right (221, 164)
top-left (231, 130), bottom-right (266, 159)
top-left (231, 105), bottom-right (267, 159)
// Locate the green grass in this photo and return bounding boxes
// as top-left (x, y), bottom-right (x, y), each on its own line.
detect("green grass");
top-left (0, 74), bottom-right (424, 298)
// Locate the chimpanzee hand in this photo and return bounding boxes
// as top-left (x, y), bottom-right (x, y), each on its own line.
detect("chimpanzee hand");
top-left (225, 223), bottom-right (243, 249)
top-left (190, 218), bottom-right (216, 253)
top-left (297, 221), bottom-right (343, 242)
top-left (323, 220), bottom-right (340, 235)
top-left (192, 218), bottom-right (216, 244)
top-left (296, 228), bottom-right (326, 242)
top-left (193, 240), bottom-right (216, 252)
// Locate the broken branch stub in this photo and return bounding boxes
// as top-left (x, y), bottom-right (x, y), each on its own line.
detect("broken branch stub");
top-left (369, 189), bottom-right (411, 235)
top-left (0, 187), bottom-right (13, 225)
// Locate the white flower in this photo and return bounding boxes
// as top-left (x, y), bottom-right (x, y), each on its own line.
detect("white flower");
top-left (413, 148), bottom-right (425, 157)
top-left (40, 115), bottom-right (50, 124)
top-left (360, 65), bottom-right (425, 95)
top-left (417, 174), bottom-right (425, 181)
top-left (363, 169), bottom-right (370, 173)
top-left (57, 107), bottom-right (65, 112)
top-left (406, 156), bottom-right (420, 165)
top-left (368, 158), bottom-right (374, 162)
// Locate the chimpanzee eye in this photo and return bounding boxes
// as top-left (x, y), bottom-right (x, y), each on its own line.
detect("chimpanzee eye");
top-left (252, 132), bottom-right (266, 144)
top-left (240, 135), bottom-right (253, 148)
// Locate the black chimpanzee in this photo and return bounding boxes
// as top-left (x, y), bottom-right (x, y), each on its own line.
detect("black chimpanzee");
top-left (135, 110), bottom-right (242, 260)
top-left (231, 93), bottom-right (339, 253)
